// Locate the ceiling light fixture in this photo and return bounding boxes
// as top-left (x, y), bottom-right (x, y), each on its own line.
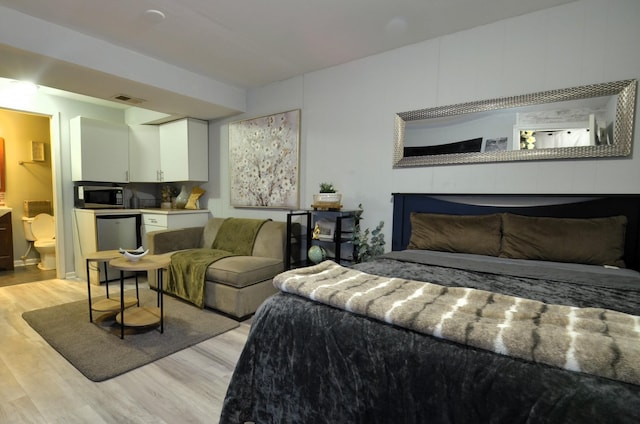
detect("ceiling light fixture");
top-left (11, 80), bottom-right (39, 95)
top-left (0, 80), bottom-right (38, 106)
top-left (143, 9), bottom-right (166, 23)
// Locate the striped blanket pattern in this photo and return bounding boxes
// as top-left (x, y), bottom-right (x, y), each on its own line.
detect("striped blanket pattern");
top-left (273, 260), bottom-right (640, 385)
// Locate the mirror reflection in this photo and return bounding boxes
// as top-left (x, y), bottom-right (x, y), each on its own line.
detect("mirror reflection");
top-left (393, 79), bottom-right (636, 167)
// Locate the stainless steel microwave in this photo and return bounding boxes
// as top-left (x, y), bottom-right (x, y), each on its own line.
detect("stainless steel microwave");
top-left (74, 185), bottom-right (124, 209)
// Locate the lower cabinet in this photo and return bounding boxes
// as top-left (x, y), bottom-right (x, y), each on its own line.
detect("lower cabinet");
top-left (74, 209), bottom-right (141, 284)
top-left (142, 210), bottom-right (210, 249)
top-left (74, 208), bottom-right (210, 284)
top-left (0, 212), bottom-right (13, 271)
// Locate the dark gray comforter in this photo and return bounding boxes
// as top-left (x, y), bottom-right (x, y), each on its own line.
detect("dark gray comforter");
top-left (220, 251), bottom-right (640, 423)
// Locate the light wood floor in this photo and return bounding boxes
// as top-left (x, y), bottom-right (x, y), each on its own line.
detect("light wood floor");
top-left (0, 277), bottom-right (250, 423)
top-left (0, 265), bottom-right (56, 288)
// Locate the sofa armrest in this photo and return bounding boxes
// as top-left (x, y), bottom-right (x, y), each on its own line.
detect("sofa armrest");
top-left (147, 226), bottom-right (204, 254)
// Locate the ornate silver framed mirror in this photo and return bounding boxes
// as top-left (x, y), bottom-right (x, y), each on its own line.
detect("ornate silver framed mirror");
top-left (393, 79), bottom-right (636, 167)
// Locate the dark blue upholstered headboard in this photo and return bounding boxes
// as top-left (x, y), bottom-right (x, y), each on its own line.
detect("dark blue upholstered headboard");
top-left (391, 193), bottom-right (640, 271)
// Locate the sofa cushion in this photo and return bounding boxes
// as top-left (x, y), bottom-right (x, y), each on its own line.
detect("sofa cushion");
top-left (253, 221), bottom-right (286, 259)
top-left (205, 256), bottom-right (284, 289)
top-left (201, 218), bottom-right (286, 260)
top-left (202, 218), bottom-right (225, 249)
top-left (212, 218), bottom-right (271, 255)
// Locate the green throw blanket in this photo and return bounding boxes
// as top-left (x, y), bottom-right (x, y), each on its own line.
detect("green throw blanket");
top-left (211, 218), bottom-right (269, 255)
top-left (166, 249), bottom-right (235, 308)
top-left (166, 218), bottom-right (269, 307)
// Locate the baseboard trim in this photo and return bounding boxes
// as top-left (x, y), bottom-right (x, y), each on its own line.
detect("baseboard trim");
top-left (14, 258), bottom-right (39, 267)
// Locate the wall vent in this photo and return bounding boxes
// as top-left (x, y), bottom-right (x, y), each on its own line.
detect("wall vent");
top-left (111, 94), bottom-right (146, 104)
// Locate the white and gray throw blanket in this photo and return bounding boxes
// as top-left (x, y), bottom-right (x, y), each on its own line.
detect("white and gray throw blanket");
top-left (274, 260), bottom-right (640, 385)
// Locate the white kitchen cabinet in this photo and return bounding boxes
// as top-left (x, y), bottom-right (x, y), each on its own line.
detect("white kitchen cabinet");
top-left (141, 209), bottom-right (210, 249)
top-left (70, 116), bottom-right (129, 182)
top-left (128, 118), bottom-right (208, 183)
top-left (128, 124), bottom-right (161, 182)
top-left (159, 118), bottom-right (209, 182)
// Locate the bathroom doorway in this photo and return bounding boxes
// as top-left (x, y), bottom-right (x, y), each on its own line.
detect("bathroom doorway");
top-left (0, 107), bottom-right (57, 285)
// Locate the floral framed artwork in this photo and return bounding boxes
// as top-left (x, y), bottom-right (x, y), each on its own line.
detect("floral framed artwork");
top-left (229, 109), bottom-right (300, 209)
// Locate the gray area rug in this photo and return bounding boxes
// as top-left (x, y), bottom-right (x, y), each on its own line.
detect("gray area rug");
top-left (22, 289), bottom-right (240, 382)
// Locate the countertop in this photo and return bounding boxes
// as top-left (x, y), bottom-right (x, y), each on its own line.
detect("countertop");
top-left (75, 208), bottom-right (210, 216)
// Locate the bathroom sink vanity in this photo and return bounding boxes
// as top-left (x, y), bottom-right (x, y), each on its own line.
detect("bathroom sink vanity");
top-left (0, 209), bottom-right (13, 271)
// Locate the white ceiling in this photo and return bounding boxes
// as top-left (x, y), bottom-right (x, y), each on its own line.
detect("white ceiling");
top-left (0, 0), bottom-right (577, 119)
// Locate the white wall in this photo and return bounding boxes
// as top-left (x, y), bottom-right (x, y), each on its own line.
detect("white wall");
top-left (205, 0), bottom-right (640, 247)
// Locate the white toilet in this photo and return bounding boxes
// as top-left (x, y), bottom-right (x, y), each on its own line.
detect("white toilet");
top-left (22, 213), bottom-right (56, 270)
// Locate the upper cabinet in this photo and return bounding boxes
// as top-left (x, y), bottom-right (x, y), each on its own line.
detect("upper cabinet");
top-left (159, 118), bottom-right (209, 182)
top-left (70, 116), bottom-right (129, 182)
top-left (72, 116), bottom-right (209, 183)
top-left (129, 118), bottom-right (209, 183)
top-left (128, 124), bottom-right (161, 183)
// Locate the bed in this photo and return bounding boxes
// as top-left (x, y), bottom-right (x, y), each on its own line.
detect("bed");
top-left (220, 194), bottom-right (640, 424)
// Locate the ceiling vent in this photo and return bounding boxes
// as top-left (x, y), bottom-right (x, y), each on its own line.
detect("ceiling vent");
top-left (111, 94), bottom-right (146, 105)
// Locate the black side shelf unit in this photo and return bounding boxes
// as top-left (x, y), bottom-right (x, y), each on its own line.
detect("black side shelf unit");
top-left (286, 209), bottom-right (359, 269)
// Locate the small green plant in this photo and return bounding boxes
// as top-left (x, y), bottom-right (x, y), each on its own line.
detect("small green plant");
top-left (319, 182), bottom-right (336, 193)
top-left (161, 185), bottom-right (178, 203)
top-left (353, 203), bottom-right (385, 263)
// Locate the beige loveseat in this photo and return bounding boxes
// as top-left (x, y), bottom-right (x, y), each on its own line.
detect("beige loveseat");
top-left (147, 217), bottom-right (286, 319)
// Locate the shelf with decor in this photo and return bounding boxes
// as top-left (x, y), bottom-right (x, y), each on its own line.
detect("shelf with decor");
top-left (286, 209), bottom-right (359, 269)
top-left (285, 211), bottom-right (311, 270)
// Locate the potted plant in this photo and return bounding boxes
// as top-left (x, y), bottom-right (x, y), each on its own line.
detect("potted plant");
top-left (319, 182), bottom-right (335, 193)
top-left (160, 185), bottom-right (178, 209)
top-left (353, 204), bottom-right (385, 263)
top-left (313, 182), bottom-right (342, 207)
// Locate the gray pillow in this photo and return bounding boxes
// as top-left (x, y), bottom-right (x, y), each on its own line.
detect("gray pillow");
top-left (408, 212), bottom-right (502, 256)
top-left (500, 213), bottom-right (627, 267)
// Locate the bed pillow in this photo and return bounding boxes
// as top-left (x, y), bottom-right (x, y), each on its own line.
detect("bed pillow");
top-left (500, 213), bottom-right (627, 267)
top-left (408, 212), bottom-right (502, 256)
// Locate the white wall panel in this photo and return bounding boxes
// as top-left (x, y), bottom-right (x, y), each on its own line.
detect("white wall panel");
top-left (214, 0), bottom-right (640, 246)
top-left (544, 3), bottom-right (589, 89)
top-left (501, 16), bottom-right (547, 95)
top-left (580, 0), bottom-right (609, 84)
